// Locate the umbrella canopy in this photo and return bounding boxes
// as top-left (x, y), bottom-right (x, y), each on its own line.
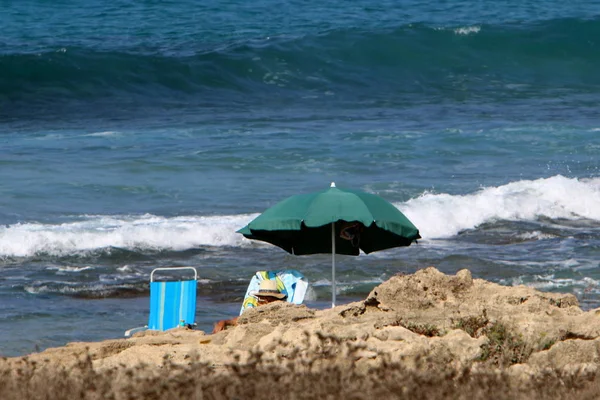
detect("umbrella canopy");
top-left (238, 182), bottom-right (420, 307)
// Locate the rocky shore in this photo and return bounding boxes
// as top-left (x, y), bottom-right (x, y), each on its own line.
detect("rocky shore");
top-left (3, 266), bottom-right (600, 399)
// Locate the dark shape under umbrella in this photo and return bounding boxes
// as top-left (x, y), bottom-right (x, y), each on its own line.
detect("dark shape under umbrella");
top-left (238, 182), bottom-right (420, 307)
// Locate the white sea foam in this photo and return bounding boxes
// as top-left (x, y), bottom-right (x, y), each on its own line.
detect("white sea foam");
top-left (47, 266), bottom-right (94, 273)
top-left (515, 231), bottom-right (558, 241)
top-left (310, 278), bottom-right (331, 287)
top-left (492, 258), bottom-right (581, 270)
top-left (454, 26), bottom-right (481, 35)
top-left (83, 131), bottom-right (118, 137)
top-left (400, 175), bottom-right (600, 239)
top-left (0, 213), bottom-right (260, 258)
top-left (24, 283), bottom-right (137, 295)
top-left (506, 274), bottom-right (600, 292)
top-left (0, 175), bottom-right (597, 258)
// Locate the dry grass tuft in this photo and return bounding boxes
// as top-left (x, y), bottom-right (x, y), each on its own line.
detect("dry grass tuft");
top-left (1, 333), bottom-right (600, 400)
top-left (452, 310), bottom-right (490, 338)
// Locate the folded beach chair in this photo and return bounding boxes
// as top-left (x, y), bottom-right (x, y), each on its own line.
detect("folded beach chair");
top-left (240, 269), bottom-right (308, 315)
top-left (125, 266), bottom-right (198, 338)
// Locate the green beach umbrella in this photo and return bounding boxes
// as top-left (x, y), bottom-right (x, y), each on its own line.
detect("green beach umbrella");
top-left (238, 182), bottom-right (421, 307)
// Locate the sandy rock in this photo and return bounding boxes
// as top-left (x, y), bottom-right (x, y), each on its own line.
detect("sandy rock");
top-left (528, 338), bottom-right (600, 370)
top-left (10, 266), bottom-right (600, 381)
top-left (429, 329), bottom-right (487, 365)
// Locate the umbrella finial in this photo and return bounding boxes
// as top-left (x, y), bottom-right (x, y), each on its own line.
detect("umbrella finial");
top-left (330, 182), bottom-right (336, 188)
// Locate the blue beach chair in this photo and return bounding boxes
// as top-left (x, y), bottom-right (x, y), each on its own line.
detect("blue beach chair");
top-left (125, 267), bottom-right (198, 338)
top-left (240, 270), bottom-right (308, 315)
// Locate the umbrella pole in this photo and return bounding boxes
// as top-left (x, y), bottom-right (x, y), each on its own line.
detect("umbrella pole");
top-left (331, 222), bottom-right (336, 308)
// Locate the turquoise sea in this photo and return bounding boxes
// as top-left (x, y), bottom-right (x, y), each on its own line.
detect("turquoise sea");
top-left (1, 0), bottom-right (599, 357)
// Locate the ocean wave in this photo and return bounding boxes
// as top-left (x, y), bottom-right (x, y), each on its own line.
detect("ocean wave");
top-left (505, 274), bottom-right (600, 293)
top-left (23, 282), bottom-right (147, 298)
top-left (0, 175), bottom-right (598, 258)
top-left (402, 175), bottom-right (600, 239)
top-left (1, 17), bottom-right (599, 113)
top-left (0, 214), bottom-right (257, 258)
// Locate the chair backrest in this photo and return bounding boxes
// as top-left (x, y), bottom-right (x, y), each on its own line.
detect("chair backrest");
top-left (148, 267), bottom-right (198, 331)
top-left (240, 269), bottom-right (308, 315)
